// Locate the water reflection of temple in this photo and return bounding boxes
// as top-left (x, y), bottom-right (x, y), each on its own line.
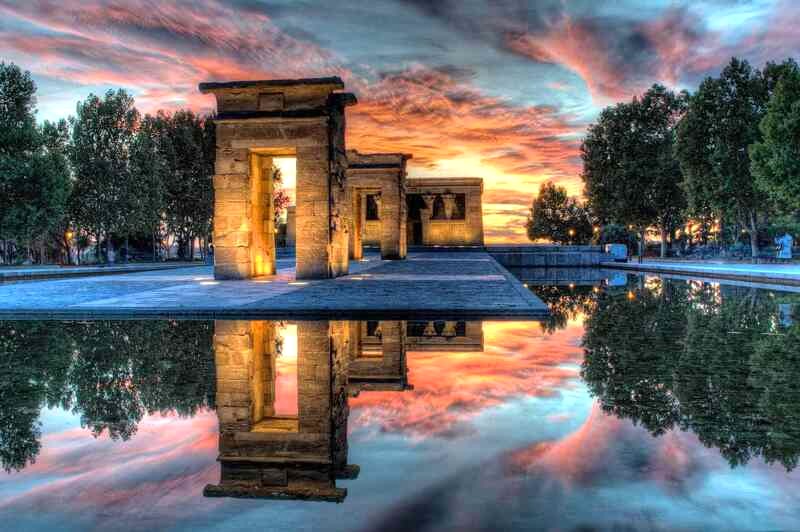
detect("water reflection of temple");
top-left (204, 321), bottom-right (356, 502)
top-left (205, 319), bottom-right (484, 502)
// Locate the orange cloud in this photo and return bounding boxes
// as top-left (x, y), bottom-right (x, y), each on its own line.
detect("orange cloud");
top-left (507, 24), bottom-right (637, 105)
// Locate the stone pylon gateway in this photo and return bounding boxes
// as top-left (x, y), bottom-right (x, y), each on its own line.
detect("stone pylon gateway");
top-left (200, 77), bottom-right (355, 280)
top-left (346, 150), bottom-right (411, 261)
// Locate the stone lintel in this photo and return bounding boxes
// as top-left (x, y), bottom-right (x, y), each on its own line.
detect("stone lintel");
top-left (346, 150), bottom-right (412, 169)
top-left (406, 177), bottom-right (483, 192)
top-left (199, 77), bottom-right (344, 93)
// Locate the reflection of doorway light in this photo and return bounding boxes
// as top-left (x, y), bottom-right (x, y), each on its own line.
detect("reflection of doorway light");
top-left (273, 157), bottom-right (296, 220)
top-left (275, 324), bottom-right (298, 416)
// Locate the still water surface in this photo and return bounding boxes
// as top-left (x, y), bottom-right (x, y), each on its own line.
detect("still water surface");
top-left (1, 273), bottom-right (799, 531)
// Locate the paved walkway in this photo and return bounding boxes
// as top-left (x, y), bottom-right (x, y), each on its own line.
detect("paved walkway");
top-left (0, 252), bottom-right (548, 319)
top-left (603, 260), bottom-right (800, 286)
top-left (0, 262), bottom-right (198, 283)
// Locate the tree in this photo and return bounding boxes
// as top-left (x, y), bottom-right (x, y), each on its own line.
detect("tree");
top-left (0, 63), bottom-right (70, 264)
top-left (160, 110), bottom-right (213, 260)
top-left (526, 181), bottom-right (593, 244)
top-left (750, 59), bottom-right (800, 212)
top-left (130, 113), bottom-right (169, 259)
top-left (582, 85), bottom-right (686, 257)
top-left (69, 90), bottom-right (139, 262)
top-left (676, 58), bottom-right (796, 258)
top-left (592, 223), bottom-right (638, 251)
top-left (272, 166), bottom-right (291, 225)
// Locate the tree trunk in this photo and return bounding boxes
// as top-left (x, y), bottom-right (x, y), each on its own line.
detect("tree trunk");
top-left (660, 225), bottom-right (668, 258)
top-left (748, 211), bottom-right (759, 261)
top-left (105, 233), bottom-right (112, 264)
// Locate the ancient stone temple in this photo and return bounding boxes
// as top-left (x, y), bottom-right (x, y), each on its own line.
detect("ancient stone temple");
top-left (200, 78), bottom-right (356, 280)
top-left (205, 320), bottom-right (357, 502)
top-left (346, 151), bottom-right (411, 260)
top-left (406, 178), bottom-right (484, 246)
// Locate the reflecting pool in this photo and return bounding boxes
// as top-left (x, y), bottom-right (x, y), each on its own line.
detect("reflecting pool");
top-left (1, 273), bottom-right (800, 530)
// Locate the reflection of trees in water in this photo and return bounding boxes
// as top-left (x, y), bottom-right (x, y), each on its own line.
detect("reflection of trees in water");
top-left (0, 320), bottom-right (214, 472)
top-left (529, 285), bottom-right (597, 334)
top-left (581, 280), bottom-right (800, 470)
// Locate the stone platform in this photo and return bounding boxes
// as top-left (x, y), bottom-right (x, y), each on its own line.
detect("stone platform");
top-left (0, 251), bottom-right (548, 319)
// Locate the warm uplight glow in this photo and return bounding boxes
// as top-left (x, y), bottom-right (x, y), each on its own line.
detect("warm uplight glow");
top-left (568, 228), bottom-right (576, 237)
top-left (627, 290), bottom-right (636, 300)
top-left (65, 231), bottom-right (74, 240)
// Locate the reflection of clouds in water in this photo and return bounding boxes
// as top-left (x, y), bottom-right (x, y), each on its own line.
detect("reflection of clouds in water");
top-left (350, 320), bottom-right (585, 438)
top-left (0, 411), bottom-right (221, 529)
top-left (362, 403), bottom-right (800, 532)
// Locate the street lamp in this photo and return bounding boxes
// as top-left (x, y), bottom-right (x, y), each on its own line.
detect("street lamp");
top-left (65, 231), bottom-right (74, 266)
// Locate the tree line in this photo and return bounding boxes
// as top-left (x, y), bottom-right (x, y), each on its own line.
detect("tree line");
top-left (0, 62), bottom-right (214, 264)
top-left (528, 56), bottom-right (800, 258)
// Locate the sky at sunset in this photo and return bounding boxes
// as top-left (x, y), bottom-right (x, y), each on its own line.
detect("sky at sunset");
top-left (2, 1), bottom-right (800, 241)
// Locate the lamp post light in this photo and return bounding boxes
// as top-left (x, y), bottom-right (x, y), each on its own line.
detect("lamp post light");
top-left (65, 231), bottom-right (74, 265)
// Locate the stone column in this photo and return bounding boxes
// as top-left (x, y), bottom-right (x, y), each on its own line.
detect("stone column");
top-left (349, 192), bottom-right (363, 260)
top-left (380, 182), bottom-right (401, 259)
top-left (286, 206), bottom-right (296, 248)
top-left (213, 147), bottom-right (251, 280)
top-left (466, 190), bottom-right (484, 245)
top-left (250, 155), bottom-right (276, 277)
top-left (442, 193), bottom-right (456, 220)
top-left (420, 194), bottom-right (435, 246)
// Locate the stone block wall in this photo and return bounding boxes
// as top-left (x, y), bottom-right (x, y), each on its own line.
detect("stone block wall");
top-left (346, 151), bottom-right (410, 260)
top-left (406, 178), bottom-right (484, 247)
top-left (200, 78), bottom-right (356, 280)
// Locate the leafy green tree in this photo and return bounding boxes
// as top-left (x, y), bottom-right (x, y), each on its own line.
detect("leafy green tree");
top-left (160, 110), bottom-right (213, 260)
top-left (592, 223), bottom-right (638, 251)
top-left (130, 113), bottom-right (169, 259)
top-left (0, 63), bottom-right (70, 264)
top-left (526, 181), bottom-right (593, 244)
top-left (69, 89), bottom-right (139, 262)
top-left (582, 85), bottom-right (686, 257)
top-left (750, 59), bottom-right (800, 212)
top-left (676, 58), bottom-right (797, 257)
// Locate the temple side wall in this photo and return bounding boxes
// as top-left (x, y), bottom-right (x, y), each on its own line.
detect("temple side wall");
top-left (285, 206), bottom-right (296, 248)
top-left (346, 152), bottom-right (409, 260)
top-left (406, 178), bottom-right (484, 247)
